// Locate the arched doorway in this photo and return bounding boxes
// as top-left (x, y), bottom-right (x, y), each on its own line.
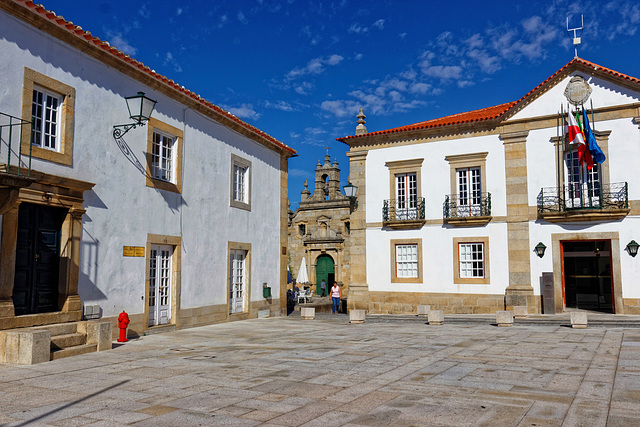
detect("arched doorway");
top-left (316, 254), bottom-right (335, 295)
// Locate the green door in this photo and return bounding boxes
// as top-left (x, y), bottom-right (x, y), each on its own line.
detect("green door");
top-left (315, 255), bottom-right (334, 295)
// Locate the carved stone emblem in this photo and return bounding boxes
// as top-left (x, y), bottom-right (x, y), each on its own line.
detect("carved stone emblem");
top-left (564, 76), bottom-right (592, 106)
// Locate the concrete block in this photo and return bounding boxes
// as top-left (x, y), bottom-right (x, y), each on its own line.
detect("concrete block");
top-left (571, 312), bottom-right (588, 329)
top-left (79, 321), bottom-right (113, 352)
top-left (496, 311), bottom-right (514, 327)
top-left (428, 310), bottom-right (444, 325)
top-left (513, 306), bottom-right (528, 319)
top-left (301, 307), bottom-right (315, 320)
top-left (258, 309), bottom-right (270, 318)
top-left (417, 305), bottom-right (431, 317)
top-left (349, 309), bottom-right (366, 324)
top-left (5, 330), bottom-right (51, 364)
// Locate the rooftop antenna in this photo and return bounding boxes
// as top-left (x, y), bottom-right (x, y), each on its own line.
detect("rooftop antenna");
top-left (567, 15), bottom-right (584, 59)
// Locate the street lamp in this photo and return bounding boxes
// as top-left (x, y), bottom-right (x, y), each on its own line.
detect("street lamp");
top-left (626, 240), bottom-right (639, 257)
top-left (113, 92), bottom-right (157, 138)
top-left (534, 242), bottom-right (547, 258)
top-left (344, 182), bottom-right (358, 209)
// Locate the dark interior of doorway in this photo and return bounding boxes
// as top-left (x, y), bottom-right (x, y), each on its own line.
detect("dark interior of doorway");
top-left (562, 240), bottom-right (613, 313)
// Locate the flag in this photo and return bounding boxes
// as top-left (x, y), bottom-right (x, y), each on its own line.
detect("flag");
top-left (567, 109), bottom-right (593, 170)
top-left (581, 108), bottom-right (606, 164)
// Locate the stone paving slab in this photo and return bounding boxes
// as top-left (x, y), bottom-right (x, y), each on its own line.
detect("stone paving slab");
top-left (1, 315), bottom-right (639, 426)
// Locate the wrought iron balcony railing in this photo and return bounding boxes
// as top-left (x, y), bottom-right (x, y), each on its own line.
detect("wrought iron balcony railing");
top-left (537, 182), bottom-right (628, 213)
top-left (0, 112), bottom-right (32, 176)
top-left (443, 193), bottom-right (491, 218)
top-left (383, 198), bottom-right (426, 222)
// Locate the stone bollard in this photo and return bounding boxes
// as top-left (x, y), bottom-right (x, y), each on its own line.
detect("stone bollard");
top-left (417, 305), bottom-right (431, 317)
top-left (496, 311), bottom-right (514, 327)
top-left (349, 309), bottom-right (366, 324)
top-left (301, 307), bottom-right (315, 320)
top-left (513, 306), bottom-right (528, 319)
top-left (428, 310), bottom-right (444, 325)
top-left (570, 312), bottom-right (588, 329)
top-left (4, 330), bottom-right (50, 365)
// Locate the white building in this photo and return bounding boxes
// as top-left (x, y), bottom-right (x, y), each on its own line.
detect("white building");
top-left (339, 58), bottom-right (640, 315)
top-left (0, 0), bottom-right (295, 338)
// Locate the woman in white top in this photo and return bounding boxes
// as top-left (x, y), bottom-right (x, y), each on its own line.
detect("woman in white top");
top-left (330, 283), bottom-right (341, 314)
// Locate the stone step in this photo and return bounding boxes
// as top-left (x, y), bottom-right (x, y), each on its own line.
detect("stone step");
top-left (50, 343), bottom-right (97, 361)
top-left (144, 324), bottom-right (176, 335)
top-left (33, 323), bottom-right (77, 337)
top-left (50, 333), bottom-right (86, 350)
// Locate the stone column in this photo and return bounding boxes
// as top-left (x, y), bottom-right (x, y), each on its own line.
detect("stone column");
top-left (500, 131), bottom-right (537, 312)
top-left (59, 208), bottom-right (84, 315)
top-left (0, 205), bottom-right (20, 319)
top-left (346, 150), bottom-right (369, 311)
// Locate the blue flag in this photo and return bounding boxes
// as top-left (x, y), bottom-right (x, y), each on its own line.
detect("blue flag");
top-left (582, 108), bottom-right (606, 164)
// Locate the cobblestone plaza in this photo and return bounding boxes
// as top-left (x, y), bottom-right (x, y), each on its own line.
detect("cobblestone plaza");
top-left (1, 315), bottom-right (639, 426)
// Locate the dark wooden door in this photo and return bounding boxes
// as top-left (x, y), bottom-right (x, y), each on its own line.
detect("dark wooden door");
top-left (12, 203), bottom-right (67, 315)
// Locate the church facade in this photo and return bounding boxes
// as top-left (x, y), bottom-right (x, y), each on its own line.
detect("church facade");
top-left (288, 151), bottom-right (353, 296)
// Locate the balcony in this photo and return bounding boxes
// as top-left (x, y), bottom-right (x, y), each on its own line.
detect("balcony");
top-left (443, 193), bottom-right (492, 227)
top-left (382, 198), bottom-right (426, 229)
top-left (537, 182), bottom-right (629, 222)
top-left (1, 112), bottom-right (35, 214)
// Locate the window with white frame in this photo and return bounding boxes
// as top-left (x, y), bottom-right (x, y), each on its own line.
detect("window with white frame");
top-left (396, 244), bottom-right (419, 278)
top-left (395, 173), bottom-right (418, 220)
top-left (458, 242), bottom-right (484, 278)
top-left (151, 129), bottom-right (176, 182)
top-left (457, 167), bottom-right (482, 216)
top-left (230, 154), bottom-right (252, 210)
top-left (31, 86), bottom-right (63, 151)
top-left (565, 151), bottom-right (601, 208)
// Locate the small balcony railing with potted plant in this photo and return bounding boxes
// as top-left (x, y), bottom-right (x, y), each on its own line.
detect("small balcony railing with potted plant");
top-left (382, 198), bottom-right (426, 229)
top-left (443, 192), bottom-right (492, 226)
top-left (537, 182), bottom-right (629, 222)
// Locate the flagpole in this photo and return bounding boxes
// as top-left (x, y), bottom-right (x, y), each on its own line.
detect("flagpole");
top-left (557, 108), bottom-right (561, 208)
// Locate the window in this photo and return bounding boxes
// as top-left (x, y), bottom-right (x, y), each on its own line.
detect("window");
top-left (228, 241), bottom-right (251, 316)
top-left (453, 237), bottom-right (490, 284)
top-left (390, 239), bottom-right (423, 283)
top-left (146, 118), bottom-right (183, 193)
top-left (31, 87), bottom-right (62, 151)
top-left (565, 151), bottom-right (601, 208)
top-left (459, 243), bottom-right (484, 278)
top-left (344, 221), bottom-right (350, 235)
top-left (445, 152), bottom-right (489, 220)
top-left (396, 244), bottom-right (418, 278)
top-left (457, 167), bottom-right (482, 216)
top-left (21, 68), bottom-right (75, 165)
top-left (298, 223), bottom-right (306, 236)
top-left (385, 159), bottom-right (424, 223)
top-left (396, 173), bottom-right (418, 220)
top-left (230, 154), bottom-right (252, 210)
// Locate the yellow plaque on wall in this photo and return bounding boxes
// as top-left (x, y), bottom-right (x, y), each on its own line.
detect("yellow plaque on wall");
top-left (123, 246), bottom-right (145, 257)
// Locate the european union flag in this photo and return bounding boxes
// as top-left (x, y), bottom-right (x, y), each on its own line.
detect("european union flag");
top-left (582, 108), bottom-right (606, 164)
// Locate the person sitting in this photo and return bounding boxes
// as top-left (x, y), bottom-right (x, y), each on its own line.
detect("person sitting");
top-left (293, 283), bottom-right (300, 298)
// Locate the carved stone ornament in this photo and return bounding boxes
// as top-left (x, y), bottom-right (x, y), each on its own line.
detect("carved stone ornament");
top-left (564, 76), bottom-right (592, 106)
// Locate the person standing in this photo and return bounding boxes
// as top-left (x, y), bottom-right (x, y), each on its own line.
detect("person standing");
top-left (320, 279), bottom-right (326, 297)
top-left (330, 283), bottom-right (341, 314)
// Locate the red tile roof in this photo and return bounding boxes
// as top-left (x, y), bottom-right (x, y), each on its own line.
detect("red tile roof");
top-left (5, 0), bottom-right (296, 156)
top-left (338, 57), bottom-right (640, 142)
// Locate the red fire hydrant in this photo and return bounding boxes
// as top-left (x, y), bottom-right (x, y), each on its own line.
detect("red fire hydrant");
top-left (117, 310), bottom-right (130, 342)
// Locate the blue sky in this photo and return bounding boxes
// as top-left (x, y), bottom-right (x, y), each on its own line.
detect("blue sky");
top-left (40, 0), bottom-right (640, 209)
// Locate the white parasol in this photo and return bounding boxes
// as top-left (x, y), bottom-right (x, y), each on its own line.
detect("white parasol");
top-left (296, 257), bottom-right (309, 284)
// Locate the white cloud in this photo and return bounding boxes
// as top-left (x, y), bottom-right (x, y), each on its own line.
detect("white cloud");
top-left (372, 19), bottom-right (385, 30)
top-left (399, 32), bottom-right (408, 39)
top-left (224, 103), bottom-right (260, 120)
top-left (217, 14), bottom-right (228, 29)
top-left (421, 65), bottom-right (463, 80)
top-left (295, 82), bottom-right (314, 95)
top-left (107, 32), bottom-right (137, 55)
top-left (176, 8), bottom-right (183, 16)
top-left (354, 53), bottom-right (364, 60)
top-left (237, 11), bottom-right (248, 24)
top-left (321, 100), bottom-right (359, 118)
top-left (286, 55), bottom-right (344, 80)
top-left (348, 18), bottom-right (386, 34)
top-left (163, 51), bottom-right (183, 72)
top-left (265, 100), bottom-right (294, 111)
top-left (410, 82), bottom-right (431, 94)
top-left (138, 4), bottom-right (150, 19)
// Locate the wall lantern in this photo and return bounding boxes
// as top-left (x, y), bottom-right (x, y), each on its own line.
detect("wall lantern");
top-left (534, 242), bottom-right (547, 258)
top-left (343, 182), bottom-right (358, 209)
top-left (112, 92), bottom-right (157, 139)
top-left (626, 240), bottom-right (640, 257)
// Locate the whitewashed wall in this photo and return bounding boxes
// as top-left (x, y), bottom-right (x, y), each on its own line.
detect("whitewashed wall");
top-left (0, 11), bottom-right (283, 318)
